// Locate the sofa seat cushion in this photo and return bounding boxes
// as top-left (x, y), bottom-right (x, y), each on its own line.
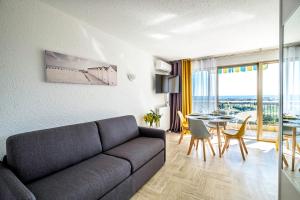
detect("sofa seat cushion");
top-left (104, 137), bottom-right (164, 172)
top-left (27, 154), bottom-right (131, 200)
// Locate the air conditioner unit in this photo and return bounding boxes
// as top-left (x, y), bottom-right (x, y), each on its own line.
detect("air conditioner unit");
top-left (155, 60), bottom-right (172, 73)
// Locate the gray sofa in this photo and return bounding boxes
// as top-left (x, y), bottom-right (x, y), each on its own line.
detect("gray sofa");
top-left (0, 115), bottom-right (166, 200)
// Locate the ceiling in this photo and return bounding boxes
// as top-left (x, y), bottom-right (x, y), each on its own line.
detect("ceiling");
top-left (41, 0), bottom-right (279, 61)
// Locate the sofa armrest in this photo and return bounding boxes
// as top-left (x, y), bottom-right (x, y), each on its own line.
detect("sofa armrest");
top-left (138, 126), bottom-right (166, 142)
top-left (139, 127), bottom-right (166, 162)
top-left (0, 163), bottom-right (36, 200)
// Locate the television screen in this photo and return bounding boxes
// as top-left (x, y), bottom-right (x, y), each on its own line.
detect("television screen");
top-left (168, 76), bottom-right (179, 93)
top-left (155, 74), bottom-right (179, 93)
top-left (155, 74), bottom-right (168, 93)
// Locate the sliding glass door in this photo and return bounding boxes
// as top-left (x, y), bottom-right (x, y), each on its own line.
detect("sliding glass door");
top-left (217, 62), bottom-right (279, 141)
top-left (260, 62), bottom-right (279, 141)
top-left (217, 64), bottom-right (258, 139)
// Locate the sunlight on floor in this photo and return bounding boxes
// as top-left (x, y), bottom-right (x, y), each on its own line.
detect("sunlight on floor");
top-left (246, 141), bottom-right (275, 152)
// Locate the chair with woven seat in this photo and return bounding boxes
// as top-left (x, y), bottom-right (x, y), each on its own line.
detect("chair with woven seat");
top-left (177, 111), bottom-right (190, 144)
top-left (187, 118), bottom-right (215, 161)
top-left (221, 116), bottom-right (251, 161)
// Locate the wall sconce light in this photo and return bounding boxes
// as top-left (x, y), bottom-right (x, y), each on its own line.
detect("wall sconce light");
top-left (127, 73), bottom-right (136, 81)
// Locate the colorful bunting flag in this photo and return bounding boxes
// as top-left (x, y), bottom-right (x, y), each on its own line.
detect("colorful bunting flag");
top-left (263, 64), bottom-right (268, 70)
top-left (217, 65), bottom-right (259, 74)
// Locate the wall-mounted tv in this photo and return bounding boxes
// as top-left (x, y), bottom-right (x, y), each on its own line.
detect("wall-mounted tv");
top-left (155, 74), bottom-right (179, 93)
top-left (168, 76), bottom-right (179, 93)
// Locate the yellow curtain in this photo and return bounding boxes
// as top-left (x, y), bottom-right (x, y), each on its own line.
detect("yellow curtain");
top-left (181, 59), bottom-right (192, 117)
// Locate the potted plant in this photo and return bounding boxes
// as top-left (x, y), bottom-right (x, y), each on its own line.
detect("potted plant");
top-left (143, 110), bottom-right (162, 127)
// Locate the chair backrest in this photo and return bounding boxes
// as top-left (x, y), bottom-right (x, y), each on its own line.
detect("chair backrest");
top-left (236, 115), bottom-right (251, 137)
top-left (283, 126), bottom-right (294, 135)
top-left (188, 119), bottom-right (211, 139)
top-left (177, 111), bottom-right (186, 125)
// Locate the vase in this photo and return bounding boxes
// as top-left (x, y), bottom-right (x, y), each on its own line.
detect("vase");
top-left (155, 121), bottom-right (160, 128)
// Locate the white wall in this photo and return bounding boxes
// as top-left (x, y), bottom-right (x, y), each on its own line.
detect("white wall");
top-left (216, 49), bottom-right (279, 66)
top-left (0, 0), bottom-right (164, 158)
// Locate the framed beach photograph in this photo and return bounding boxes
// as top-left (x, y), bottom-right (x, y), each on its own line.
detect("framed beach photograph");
top-left (45, 50), bottom-right (117, 86)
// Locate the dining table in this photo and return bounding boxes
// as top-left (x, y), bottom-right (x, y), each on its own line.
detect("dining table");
top-left (186, 114), bottom-right (236, 158)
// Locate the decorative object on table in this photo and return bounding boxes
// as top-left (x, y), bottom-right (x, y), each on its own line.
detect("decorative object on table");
top-left (187, 118), bottom-right (215, 161)
top-left (143, 110), bottom-right (162, 127)
top-left (222, 116), bottom-right (251, 161)
top-left (177, 111), bottom-right (190, 144)
top-left (45, 50), bottom-right (117, 86)
top-left (283, 113), bottom-right (298, 120)
top-left (210, 110), bottom-right (224, 116)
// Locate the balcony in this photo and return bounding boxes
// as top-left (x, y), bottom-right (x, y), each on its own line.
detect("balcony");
top-left (192, 96), bottom-right (279, 140)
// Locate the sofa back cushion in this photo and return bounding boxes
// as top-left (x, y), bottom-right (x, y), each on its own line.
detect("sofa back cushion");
top-left (96, 115), bottom-right (139, 151)
top-left (6, 122), bottom-right (102, 183)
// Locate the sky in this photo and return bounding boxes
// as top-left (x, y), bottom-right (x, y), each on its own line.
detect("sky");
top-left (218, 63), bottom-right (279, 96)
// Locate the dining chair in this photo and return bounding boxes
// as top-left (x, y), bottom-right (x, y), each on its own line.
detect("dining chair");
top-left (187, 118), bottom-right (215, 161)
top-left (177, 111), bottom-right (190, 144)
top-left (221, 116), bottom-right (251, 161)
top-left (282, 126), bottom-right (300, 171)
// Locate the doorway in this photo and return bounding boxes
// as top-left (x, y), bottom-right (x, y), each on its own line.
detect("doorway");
top-left (217, 62), bottom-right (279, 141)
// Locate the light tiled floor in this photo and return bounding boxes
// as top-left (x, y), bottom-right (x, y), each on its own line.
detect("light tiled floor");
top-left (131, 133), bottom-right (278, 200)
top-left (282, 145), bottom-right (300, 192)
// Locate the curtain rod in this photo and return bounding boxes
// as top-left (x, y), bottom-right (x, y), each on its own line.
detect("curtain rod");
top-left (191, 46), bottom-right (279, 61)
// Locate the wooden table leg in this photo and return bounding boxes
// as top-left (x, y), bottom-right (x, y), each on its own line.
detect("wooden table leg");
top-left (282, 154), bottom-right (289, 168)
top-left (275, 132), bottom-right (279, 151)
top-left (217, 123), bottom-right (222, 157)
top-left (292, 128), bottom-right (296, 171)
top-left (202, 139), bottom-right (206, 161)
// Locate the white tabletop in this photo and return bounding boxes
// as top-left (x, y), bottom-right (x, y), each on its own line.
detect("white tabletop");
top-left (283, 123), bottom-right (300, 128)
top-left (186, 114), bottom-right (235, 122)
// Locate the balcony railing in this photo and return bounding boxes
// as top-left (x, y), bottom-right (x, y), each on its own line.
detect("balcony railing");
top-left (192, 99), bottom-right (279, 126)
top-left (218, 100), bottom-right (279, 125)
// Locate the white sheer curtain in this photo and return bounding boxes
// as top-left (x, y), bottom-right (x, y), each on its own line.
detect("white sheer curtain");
top-left (283, 46), bottom-right (300, 115)
top-left (192, 58), bottom-right (217, 114)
